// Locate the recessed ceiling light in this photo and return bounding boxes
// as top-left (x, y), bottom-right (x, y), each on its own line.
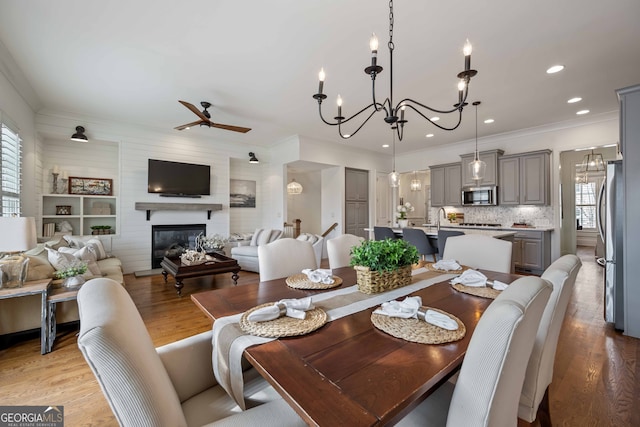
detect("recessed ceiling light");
top-left (382, 144), bottom-right (389, 148)
top-left (576, 109), bottom-right (590, 115)
top-left (546, 65), bottom-right (564, 74)
top-left (425, 133), bottom-right (434, 138)
top-left (430, 116), bottom-right (440, 122)
top-left (484, 119), bottom-right (495, 124)
top-left (567, 97), bottom-right (582, 104)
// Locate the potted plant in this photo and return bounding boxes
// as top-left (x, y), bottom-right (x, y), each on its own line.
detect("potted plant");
top-left (91, 225), bottom-right (112, 235)
top-left (396, 202), bottom-right (414, 228)
top-left (350, 238), bottom-right (419, 294)
top-left (53, 262), bottom-right (88, 289)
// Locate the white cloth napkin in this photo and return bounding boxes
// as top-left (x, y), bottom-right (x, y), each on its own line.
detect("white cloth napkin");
top-left (450, 269), bottom-right (488, 287)
top-left (373, 296), bottom-right (459, 331)
top-left (432, 259), bottom-right (462, 271)
top-left (247, 297), bottom-right (315, 322)
top-left (491, 280), bottom-right (509, 291)
top-left (302, 268), bottom-right (334, 284)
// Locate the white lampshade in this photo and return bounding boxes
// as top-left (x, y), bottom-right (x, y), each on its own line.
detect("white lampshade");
top-left (0, 217), bottom-right (37, 252)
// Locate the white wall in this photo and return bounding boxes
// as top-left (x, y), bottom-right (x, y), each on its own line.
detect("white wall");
top-left (230, 157), bottom-right (264, 234)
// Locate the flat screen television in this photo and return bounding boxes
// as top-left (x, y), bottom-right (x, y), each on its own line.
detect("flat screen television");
top-left (147, 159), bottom-right (211, 197)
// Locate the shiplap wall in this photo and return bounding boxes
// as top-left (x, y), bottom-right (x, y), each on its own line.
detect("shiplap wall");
top-left (230, 157), bottom-right (263, 234)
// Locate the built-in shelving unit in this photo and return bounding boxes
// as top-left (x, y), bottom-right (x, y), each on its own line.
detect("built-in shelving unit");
top-left (135, 202), bottom-right (223, 220)
top-left (41, 194), bottom-right (118, 237)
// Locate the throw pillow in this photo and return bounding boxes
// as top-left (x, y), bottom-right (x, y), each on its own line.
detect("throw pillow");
top-left (46, 247), bottom-right (77, 271)
top-left (25, 254), bottom-right (55, 281)
top-left (63, 235), bottom-right (91, 249)
top-left (86, 238), bottom-right (108, 260)
top-left (58, 246), bottom-right (102, 277)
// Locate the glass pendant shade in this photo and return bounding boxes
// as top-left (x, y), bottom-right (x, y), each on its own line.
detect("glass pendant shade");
top-left (388, 171), bottom-right (399, 188)
top-left (287, 179), bottom-right (303, 195)
top-left (410, 178), bottom-right (422, 191)
top-left (469, 157), bottom-right (487, 181)
top-left (582, 150), bottom-right (605, 172)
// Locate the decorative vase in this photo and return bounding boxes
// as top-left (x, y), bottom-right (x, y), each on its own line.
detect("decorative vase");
top-left (397, 219), bottom-right (409, 228)
top-left (63, 275), bottom-right (85, 289)
top-left (353, 265), bottom-right (412, 294)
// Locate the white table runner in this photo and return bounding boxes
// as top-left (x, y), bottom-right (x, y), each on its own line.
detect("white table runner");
top-left (212, 268), bottom-right (455, 409)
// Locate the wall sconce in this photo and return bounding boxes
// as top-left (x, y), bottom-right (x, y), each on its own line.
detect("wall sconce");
top-left (287, 179), bottom-right (303, 195)
top-left (248, 152), bottom-right (259, 164)
top-left (70, 126), bottom-right (88, 142)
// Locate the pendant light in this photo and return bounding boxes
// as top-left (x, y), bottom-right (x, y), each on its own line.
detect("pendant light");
top-left (287, 179), bottom-right (303, 195)
top-left (468, 101), bottom-right (486, 181)
top-left (582, 149), bottom-right (605, 172)
top-left (388, 130), bottom-right (399, 187)
top-left (410, 171), bottom-right (422, 191)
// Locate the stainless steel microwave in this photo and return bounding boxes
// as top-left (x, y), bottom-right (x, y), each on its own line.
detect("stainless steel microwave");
top-left (461, 186), bottom-right (497, 206)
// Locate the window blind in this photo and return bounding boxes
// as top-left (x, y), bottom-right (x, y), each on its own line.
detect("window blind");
top-left (0, 117), bottom-right (22, 217)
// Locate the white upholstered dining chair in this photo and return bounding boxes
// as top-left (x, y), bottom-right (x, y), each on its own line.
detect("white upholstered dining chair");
top-left (397, 275), bottom-right (552, 427)
top-left (258, 238), bottom-right (317, 282)
top-left (326, 233), bottom-right (364, 269)
top-left (442, 234), bottom-right (513, 273)
top-left (518, 254), bottom-right (582, 426)
top-left (76, 278), bottom-right (305, 427)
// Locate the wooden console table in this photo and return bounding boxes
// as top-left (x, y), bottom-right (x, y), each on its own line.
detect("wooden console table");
top-left (0, 279), bottom-right (51, 355)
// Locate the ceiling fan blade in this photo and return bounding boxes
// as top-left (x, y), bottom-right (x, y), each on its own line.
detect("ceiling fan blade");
top-left (210, 122), bottom-right (252, 133)
top-left (178, 100), bottom-right (209, 122)
top-left (174, 120), bottom-right (206, 131)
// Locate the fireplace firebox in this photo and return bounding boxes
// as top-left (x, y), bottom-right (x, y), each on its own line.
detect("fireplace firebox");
top-left (151, 224), bottom-right (206, 268)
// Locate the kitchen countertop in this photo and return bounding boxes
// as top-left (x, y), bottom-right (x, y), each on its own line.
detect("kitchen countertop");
top-left (366, 227), bottom-right (517, 239)
top-left (421, 224), bottom-right (555, 232)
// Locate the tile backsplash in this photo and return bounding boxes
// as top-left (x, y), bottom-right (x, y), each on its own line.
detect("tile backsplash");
top-left (429, 205), bottom-right (554, 228)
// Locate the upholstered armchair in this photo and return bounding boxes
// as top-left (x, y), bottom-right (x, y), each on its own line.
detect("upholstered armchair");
top-left (230, 228), bottom-right (282, 273)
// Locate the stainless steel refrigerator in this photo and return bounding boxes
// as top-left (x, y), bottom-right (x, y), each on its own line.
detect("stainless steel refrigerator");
top-left (597, 160), bottom-right (624, 330)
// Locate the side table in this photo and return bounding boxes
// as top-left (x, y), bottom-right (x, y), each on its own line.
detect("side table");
top-left (0, 279), bottom-right (51, 355)
top-left (46, 286), bottom-right (80, 353)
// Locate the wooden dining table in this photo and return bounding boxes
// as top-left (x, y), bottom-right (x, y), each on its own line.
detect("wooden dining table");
top-left (191, 266), bottom-right (521, 426)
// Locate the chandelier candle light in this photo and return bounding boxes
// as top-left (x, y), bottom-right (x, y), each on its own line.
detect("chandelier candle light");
top-left (313, 0), bottom-right (478, 140)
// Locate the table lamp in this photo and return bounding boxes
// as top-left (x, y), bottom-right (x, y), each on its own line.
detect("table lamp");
top-left (0, 217), bottom-right (37, 288)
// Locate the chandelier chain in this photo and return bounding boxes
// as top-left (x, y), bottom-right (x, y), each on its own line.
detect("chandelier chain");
top-left (388, 0), bottom-right (394, 51)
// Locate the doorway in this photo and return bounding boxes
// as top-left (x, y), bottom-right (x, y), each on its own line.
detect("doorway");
top-left (559, 145), bottom-right (618, 256)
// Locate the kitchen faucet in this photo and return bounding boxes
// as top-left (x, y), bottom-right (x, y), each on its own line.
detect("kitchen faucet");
top-left (436, 207), bottom-right (446, 231)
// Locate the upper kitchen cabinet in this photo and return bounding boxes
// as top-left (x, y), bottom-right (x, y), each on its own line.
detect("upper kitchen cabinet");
top-left (430, 162), bottom-right (461, 207)
top-left (499, 150), bottom-right (551, 205)
top-left (460, 149), bottom-right (504, 187)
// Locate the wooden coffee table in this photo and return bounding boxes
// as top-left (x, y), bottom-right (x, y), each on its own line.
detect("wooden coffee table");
top-left (160, 253), bottom-right (240, 296)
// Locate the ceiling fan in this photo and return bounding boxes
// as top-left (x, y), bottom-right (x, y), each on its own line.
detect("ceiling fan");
top-left (174, 100), bottom-right (251, 133)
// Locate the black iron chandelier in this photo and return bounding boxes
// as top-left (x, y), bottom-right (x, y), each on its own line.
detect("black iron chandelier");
top-left (313, 0), bottom-right (478, 141)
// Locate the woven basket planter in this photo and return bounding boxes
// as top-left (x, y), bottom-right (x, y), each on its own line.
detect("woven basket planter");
top-left (353, 265), bottom-right (412, 294)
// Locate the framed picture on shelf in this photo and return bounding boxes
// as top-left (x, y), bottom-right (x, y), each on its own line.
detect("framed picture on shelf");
top-left (230, 179), bottom-right (256, 208)
top-left (69, 177), bottom-right (113, 196)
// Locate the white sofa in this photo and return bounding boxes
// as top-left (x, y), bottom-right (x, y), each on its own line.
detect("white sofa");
top-left (230, 228), bottom-right (283, 273)
top-left (0, 234), bottom-right (124, 337)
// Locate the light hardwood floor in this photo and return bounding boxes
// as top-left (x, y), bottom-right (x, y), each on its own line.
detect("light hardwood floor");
top-left (0, 247), bottom-right (638, 426)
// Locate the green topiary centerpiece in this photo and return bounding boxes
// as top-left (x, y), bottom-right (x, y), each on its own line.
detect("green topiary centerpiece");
top-left (350, 238), bottom-right (419, 294)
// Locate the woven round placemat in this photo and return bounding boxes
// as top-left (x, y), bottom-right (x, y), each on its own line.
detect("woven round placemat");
top-left (451, 283), bottom-right (500, 299)
top-left (285, 274), bottom-right (342, 290)
top-left (371, 308), bottom-right (466, 344)
top-left (240, 303), bottom-right (328, 338)
top-left (425, 262), bottom-right (470, 273)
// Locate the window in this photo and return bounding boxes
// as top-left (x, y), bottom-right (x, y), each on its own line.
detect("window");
top-left (1, 115), bottom-right (22, 217)
top-left (575, 172), bottom-right (604, 230)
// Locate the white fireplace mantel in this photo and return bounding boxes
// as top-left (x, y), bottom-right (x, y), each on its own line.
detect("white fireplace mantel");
top-left (135, 202), bottom-right (223, 221)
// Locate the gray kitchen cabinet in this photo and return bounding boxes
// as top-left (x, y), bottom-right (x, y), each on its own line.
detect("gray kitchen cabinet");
top-left (498, 150), bottom-right (550, 205)
top-left (460, 149), bottom-right (504, 187)
top-left (430, 163), bottom-right (461, 207)
top-left (512, 230), bottom-right (551, 275)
